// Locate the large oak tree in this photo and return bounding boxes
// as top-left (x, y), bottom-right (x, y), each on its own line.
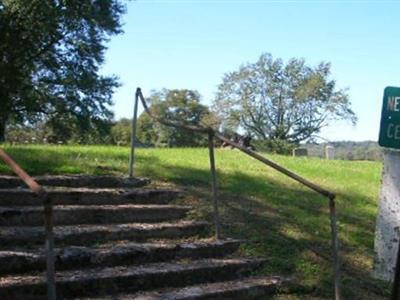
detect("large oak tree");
top-left (0, 0), bottom-right (125, 141)
top-left (213, 53), bottom-right (357, 143)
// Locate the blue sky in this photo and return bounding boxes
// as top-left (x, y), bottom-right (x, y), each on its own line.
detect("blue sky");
top-left (102, 0), bottom-right (400, 142)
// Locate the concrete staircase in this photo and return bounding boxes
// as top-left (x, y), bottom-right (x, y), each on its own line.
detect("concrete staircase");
top-left (0, 175), bottom-right (284, 299)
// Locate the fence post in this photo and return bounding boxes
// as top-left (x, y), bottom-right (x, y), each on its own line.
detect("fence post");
top-left (129, 88), bottom-right (140, 177)
top-left (208, 130), bottom-right (221, 240)
top-left (329, 196), bottom-right (341, 300)
top-left (43, 192), bottom-right (56, 300)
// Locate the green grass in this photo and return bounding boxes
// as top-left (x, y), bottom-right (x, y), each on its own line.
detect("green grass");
top-left (0, 145), bottom-right (389, 299)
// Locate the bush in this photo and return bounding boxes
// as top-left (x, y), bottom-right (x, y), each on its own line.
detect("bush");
top-left (252, 139), bottom-right (296, 155)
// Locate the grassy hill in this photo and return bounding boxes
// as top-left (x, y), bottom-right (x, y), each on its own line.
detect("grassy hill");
top-left (0, 145), bottom-right (389, 299)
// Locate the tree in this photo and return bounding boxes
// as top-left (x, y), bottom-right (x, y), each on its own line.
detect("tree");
top-left (213, 53), bottom-right (357, 144)
top-left (6, 117), bottom-right (113, 144)
top-left (137, 89), bottom-right (214, 147)
top-left (136, 113), bottom-right (158, 146)
top-left (0, 0), bottom-right (125, 142)
top-left (110, 118), bottom-right (131, 146)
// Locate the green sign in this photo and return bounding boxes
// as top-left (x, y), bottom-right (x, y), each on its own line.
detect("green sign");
top-left (379, 86), bottom-right (400, 149)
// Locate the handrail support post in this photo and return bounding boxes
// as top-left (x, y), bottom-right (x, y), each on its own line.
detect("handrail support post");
top-left (329, 196), bottom-right (341, 300)
top-left (43, 192), bottom-right (56, 300)
top-left (208, 130), bottom-right (221, 240)
top-left (129, 88), bottom-right (140, 177)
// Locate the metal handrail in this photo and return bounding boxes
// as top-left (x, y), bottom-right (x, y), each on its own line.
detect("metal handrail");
top-left (132, 87), bottom-right (341, 299)
top-left (214, 133), bottom-right (335, 199)
top-left (0, 149), bottom-right (56, 300)
top-left (135, 88), bottom-right (336, 198)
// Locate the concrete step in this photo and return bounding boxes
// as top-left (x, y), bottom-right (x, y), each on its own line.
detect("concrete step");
top-left (0, 188), bottom-right (180, 206)
top-left (0, 239), bottom-right (241, 274)
top-left (0, 204), bottom-right (190, 226)
top-left (0, 175), bottom-right (149, 189)
top-left (0, 258), bottom-right (265, 299)
top-left (84, 276), bottom-right (285, 300)
top-left (0, 221), bottom-right (209, 247)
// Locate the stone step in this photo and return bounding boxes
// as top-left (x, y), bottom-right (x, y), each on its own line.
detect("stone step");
top-left (0, 204), bottom-right (190, 226)
top-left (0, 221), bottom-right (209, 247)
top-left (0, 239), bottom-right (241, 274)
top-left (0, 188), bottom-right (180, 206)
top-left (0, 175), bottom-right (149, 189)
top-left (85, 276), bottom-right (285, 300)
top-left (0, 258), bottom-right (265, 299)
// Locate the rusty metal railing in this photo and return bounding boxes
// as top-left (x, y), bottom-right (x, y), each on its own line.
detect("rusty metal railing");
top-left (0, 149), bottom-right (56, 300)
top-left (130, 87), bottom-right (341, 299)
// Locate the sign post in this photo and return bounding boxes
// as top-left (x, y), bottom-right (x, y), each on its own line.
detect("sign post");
top-left (374, 87), bottom-right (400, 284)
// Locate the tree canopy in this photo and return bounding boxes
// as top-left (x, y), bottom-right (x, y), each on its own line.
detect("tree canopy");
top-left (213, 53), bottom-right (357, 144)
top-left (0, 0), bottom-right (125, 141)
top-left (136, 89), bottom-right (214, 147)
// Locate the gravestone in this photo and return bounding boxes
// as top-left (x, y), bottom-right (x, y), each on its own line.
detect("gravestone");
top-left (325, 146), bottom-right (335, 160)
top-left (347, 151), bottom-right (354, 160)
top-left (292, 148), bottom-right (308, 157)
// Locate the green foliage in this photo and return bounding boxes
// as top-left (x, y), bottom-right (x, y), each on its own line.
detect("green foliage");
top-left (0, 0), bottom-right (125, 141)
top-left (136, 89), bottom-right (214, 147)
top-left (253, 139), bottom-right (296, 155)
top-left (5, 123), bottom-right (50, 144)
top-left (110, 118), bottom-right (131, 146)
top-left (136, 113), bottom-right (158, 146)
top-left (6, 118), bottom-right (113, 145)
top-left (213, 53), bottom-right (357, 143)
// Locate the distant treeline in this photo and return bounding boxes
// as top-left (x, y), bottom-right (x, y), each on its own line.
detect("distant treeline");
top-left (304, 141), bottom-right (382, 161)
top-left (4, 121), bottom-right (383, 161)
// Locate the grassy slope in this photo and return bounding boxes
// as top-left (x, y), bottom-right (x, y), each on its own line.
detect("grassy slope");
top-left (0, 145), bottom-right (388, 299)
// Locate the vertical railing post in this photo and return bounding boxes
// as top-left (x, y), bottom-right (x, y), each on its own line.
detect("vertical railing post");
top-left (208, 130), bottom-right (221, 240)
top-left (329, 196), bottom-right (341, 300)
top-left (129, 88), bottom-right (140, 177)
top-left (43, 192), bottom-right (56, 300)
top-left (391, 238), bottom-right (400, 300)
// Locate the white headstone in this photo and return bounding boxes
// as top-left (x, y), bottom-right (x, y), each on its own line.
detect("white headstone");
top-left (374, 150), bottom-right (400, 281)
top-left (325, 146), bottom-right (335, 160)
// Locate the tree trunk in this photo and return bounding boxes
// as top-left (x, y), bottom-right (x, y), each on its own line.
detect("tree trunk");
top-left (0, 116), bottom-right (6, 143)
top-left (0, 89), bottom-right (10, 143)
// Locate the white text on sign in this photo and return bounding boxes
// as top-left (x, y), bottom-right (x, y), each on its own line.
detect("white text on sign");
top-left (387, 97), bottom-right (400, 112)
top-left (387, 124), bottom-right (400, 140)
